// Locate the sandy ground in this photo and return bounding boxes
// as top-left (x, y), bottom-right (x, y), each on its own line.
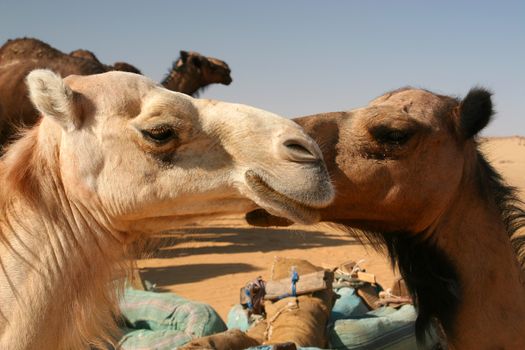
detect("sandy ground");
top-left (136, 136), bottom-right (525, 321)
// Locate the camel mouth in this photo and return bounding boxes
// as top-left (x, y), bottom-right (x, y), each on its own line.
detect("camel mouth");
top-left (244, 170), bottom-right (321, 225)
top-left (245, 208), bottom-right (294, 227)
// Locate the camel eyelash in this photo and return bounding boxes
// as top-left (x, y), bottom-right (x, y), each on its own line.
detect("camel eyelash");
top-left (371, 126), bottom-right (415, 146)
top-left (141, 125), bottom-right (178, 144)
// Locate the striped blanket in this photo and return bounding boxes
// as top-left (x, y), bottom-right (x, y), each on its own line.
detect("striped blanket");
top-left (118, 288), bottom-right (226, 350)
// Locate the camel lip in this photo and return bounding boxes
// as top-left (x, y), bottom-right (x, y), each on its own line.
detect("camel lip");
top-left (245, 208), bottom-right (293, 227)
top-left (244, 169), bottom-right (321, 225)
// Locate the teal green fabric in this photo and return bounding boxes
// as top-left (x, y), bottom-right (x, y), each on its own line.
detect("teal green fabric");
top-left (245, 347), bottom-right (326, 350)
top-left (118, 328), bottom-right (193, 350)
top-left (329, 305), bottom-right (437, 350)
top-left (118, 288), bottom-right (226, 350)
top-left (226, 303), bottom-right (251, 331)
top-left (330, 288), bottom-right (370, 323)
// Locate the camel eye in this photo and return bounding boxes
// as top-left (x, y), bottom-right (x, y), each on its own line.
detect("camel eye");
top-left (372, 127), bottom-right (412, 145)
top-left (386, 130), bottom-right (408, 143)
top-left (141, 126), bottom-right (177, 144)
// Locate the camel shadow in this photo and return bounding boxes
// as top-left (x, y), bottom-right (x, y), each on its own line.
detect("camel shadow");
top-left (139, 263), bottom-right (258, 288)
top-left (144, 226), bottom-right (358, 259)
top-left (136, 226), bottom-right (359, 287)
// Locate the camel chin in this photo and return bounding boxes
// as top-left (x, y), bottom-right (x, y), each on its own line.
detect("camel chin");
top-left (243, 170), bottom-right (322, 225)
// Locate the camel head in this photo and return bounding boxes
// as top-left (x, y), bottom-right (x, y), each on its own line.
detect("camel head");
top-left (248, 87), bottom-right (494, 233)
top-left (177, 50), bottom-right (232, 85)
top-left (25, 70), bottom-right (333, 238)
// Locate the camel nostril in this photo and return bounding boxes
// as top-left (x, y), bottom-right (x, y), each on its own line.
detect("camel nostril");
top-left (282, 138), bottom-right (320, 163)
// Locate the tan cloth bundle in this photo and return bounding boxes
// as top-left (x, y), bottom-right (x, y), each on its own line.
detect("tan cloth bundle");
top-left (259, 257), bottom-right (335, 348)
top-left (179, 329), bottom-right (259, 350)
top-left (181, 257), bottom-right (335, 349)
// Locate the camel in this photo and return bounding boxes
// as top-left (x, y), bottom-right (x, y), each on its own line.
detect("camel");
top-left (69, 48), bottom-right (142, 74)
top-left (247, 87), bottom-right (525, 349)
top-left (160, 50), bottom-right (232, 97)
top-left (0, 37), bottom-right (70, 62)
top-left (0, 69), bottom-right (334, 349)
top-left (69, 48), bottom-right (102, 61)
top-left (0, 38), bottom-right (232, 147)
top-left (68, 47), bottom-right (232, 96)
top-left (0, 38), bottom-right (139, 75)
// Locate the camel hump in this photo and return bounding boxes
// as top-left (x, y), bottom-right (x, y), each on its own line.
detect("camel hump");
top-left (459, 87), bottom-right (494, 139)
top-left (26, 69), bottom-right (81, 131)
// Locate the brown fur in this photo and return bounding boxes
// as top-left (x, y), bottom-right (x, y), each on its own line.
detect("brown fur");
top-left (249, 88), bottom-right (525, 349)
top-left (0, 37), bottom-right (65, 62)
top-left (69, 49), bottom-right (103, 63)
top-left (70, 49), bottom-right (142, 74)
top-left (161, 50), bottom-right (232, 97)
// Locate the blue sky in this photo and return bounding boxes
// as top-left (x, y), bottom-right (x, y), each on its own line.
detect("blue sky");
top-left (1, 0), bottom-right (523, 135)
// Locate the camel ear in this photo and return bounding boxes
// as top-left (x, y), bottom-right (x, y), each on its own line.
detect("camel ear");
top-left (26, 69), bottom-right (81, 132)
top-left (459, 87), bottom-right (494, 138)
top-left (190, 55), bottom-right (203, 68)
top-left (180, 50), bottom-right (189, 63)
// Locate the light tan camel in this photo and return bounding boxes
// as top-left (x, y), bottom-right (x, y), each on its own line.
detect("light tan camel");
top-left (247, 87), bottom-right (525, 349)
top-left (0, 38), bottom-right (232, 147)
top-left (0, 69), bottom-right (334, 350)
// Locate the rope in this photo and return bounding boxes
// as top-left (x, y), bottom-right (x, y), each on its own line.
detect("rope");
top-left (277, 267), bottom-right (300, 300)
top-left (377, 288), bottom-right (413, 306)
top-left (244, 277), bottom-right (266, 315)
top-left (350, 259), bottom-right (366, 276)
top-left (334, 259), bottom-right (367, 289)
top-left (245, 288), bottom-right (253, 310)
top-left (264, 299), bottom-right (299, 340)
top-left (291, 269), bottom-right (299, 297)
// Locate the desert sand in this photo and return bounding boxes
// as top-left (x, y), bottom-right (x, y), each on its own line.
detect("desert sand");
top-left (136, 136), bottom-right (525, 320)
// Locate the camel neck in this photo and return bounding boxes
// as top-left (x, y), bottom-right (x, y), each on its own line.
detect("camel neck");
top-left (0, 124), bottom-right (124, 349)
top-left (161, 68), bottom-right (202, 96)
top-left (429, 155), bottom-right (525, 348)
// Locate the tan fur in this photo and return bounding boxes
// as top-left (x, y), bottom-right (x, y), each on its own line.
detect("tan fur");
top-left (0, 70), bottom-right (333, 349)
top-left (26, 70), bottom-right (80, 131)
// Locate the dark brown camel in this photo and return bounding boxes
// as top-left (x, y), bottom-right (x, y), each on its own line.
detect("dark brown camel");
top-left (69, 48), bottom-right (142, 74)
top-left (160, 50), bottom-right (232, 97)
top-left (0, 38), bottom-right (232, 148)
top-left (0, 39), bottom-right (141, 74)
top-left (69, 48), bottom-right (103, 62)
top-left (247, 88), bottom-right (525, 349)
top-left (0, 37), bottom-right (67, 62)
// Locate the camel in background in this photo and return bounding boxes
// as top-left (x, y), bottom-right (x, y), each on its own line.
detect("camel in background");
top-left (160, 50), bottom-right (232, 96)
top-left (0, 38), bottom-right (142, 73)
top-left (0, 70), bottom-right (333, 349)
top-left (69, 48), bottom-right (142, 74)
top-left (0, 38), bottom-right (232, 147)
top-left (247, 87), bottom-right (525, 348)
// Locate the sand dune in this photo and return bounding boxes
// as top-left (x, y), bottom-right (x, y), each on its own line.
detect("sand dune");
top-left (480, 136), bottom-right (525, 195)
top-left (137, 136), bottom-right (525, 320)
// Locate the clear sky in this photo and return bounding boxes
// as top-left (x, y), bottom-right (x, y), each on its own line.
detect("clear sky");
top-left (1, 0), bottom-right (523, 135)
